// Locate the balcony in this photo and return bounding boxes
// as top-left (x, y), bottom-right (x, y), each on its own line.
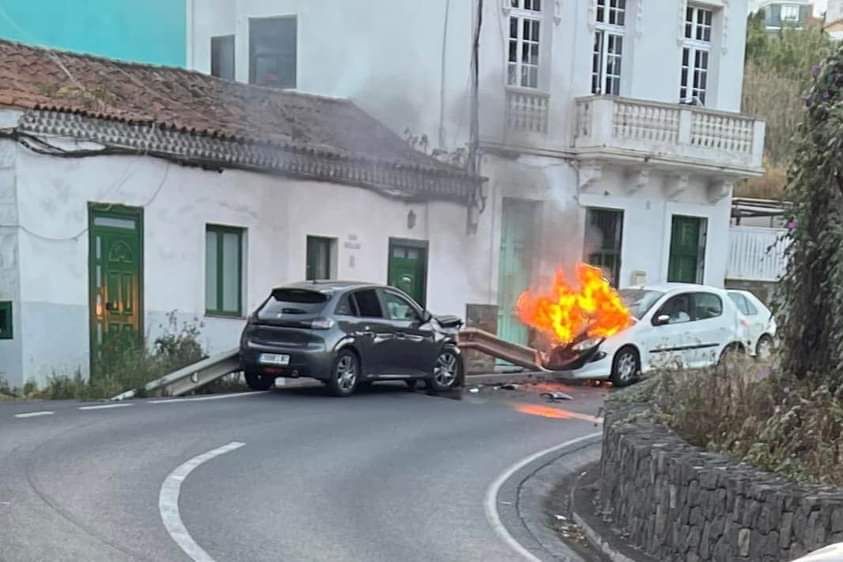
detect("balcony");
top-left (504, 88), bottom-right (550, 146)
top-left (574, 96), bottom-right (765, 174)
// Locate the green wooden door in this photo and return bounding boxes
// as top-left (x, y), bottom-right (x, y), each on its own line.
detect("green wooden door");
top-left (388, 239), bottom-right (428, 307)
top-left (668, 215), bottom-right (706, 284)
top-left (498, 199), bottom-right (538, 346)
top-left (89, 205), bottom-right (143, 376)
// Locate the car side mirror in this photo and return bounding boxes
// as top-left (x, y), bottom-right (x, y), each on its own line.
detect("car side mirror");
top-left (653, 314), bottom-right (670, 326)
top-left (422, 311), bottom-right (433, 323)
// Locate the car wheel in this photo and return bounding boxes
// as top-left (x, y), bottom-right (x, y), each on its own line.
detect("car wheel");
top-left (756, 335), bottom-right (774, 361)
top-left (428, 347), bottom-right (461, 393)
top-left (610, 347), bottom-right (639, 387)
top-left (244, 369), bottom-right (274, 391)
top-left (326, 350), bottom-right (360, 397)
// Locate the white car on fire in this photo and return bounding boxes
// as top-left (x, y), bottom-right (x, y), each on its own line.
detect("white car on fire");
top-left (550, 284), bottom-right (744, 386)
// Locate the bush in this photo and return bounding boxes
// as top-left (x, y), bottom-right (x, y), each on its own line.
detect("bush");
top-left (34, 313), bottom-right (207, 401)
top-left (645, 358), bottom-right (843, 486)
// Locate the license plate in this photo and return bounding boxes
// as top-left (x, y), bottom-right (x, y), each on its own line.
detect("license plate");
top-left (259, 353), bottom-right (290, 366)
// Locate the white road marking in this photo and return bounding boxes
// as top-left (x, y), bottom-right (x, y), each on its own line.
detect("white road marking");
top-left (149, 391), bottom-right (265, 404)
top-left (78, 403), bottom-right (133, 411)
top-left (14, 411), bottom-right (54, 419)
top-left (484, 432), bottom-right (603, 562)
top-left (159, 441), bottom-right (245, 562)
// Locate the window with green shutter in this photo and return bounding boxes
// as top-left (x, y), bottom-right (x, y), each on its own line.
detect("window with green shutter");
top-left (205, 225), bottom-right (244, 316)
top-left (0, 301), bottom-right (11, 339)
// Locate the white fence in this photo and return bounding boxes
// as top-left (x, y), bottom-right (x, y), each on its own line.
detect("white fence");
top-left (727, 226), bottom-right (789, 282)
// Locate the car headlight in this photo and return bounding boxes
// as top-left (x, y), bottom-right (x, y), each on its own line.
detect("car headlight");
top-left (571, 337), bottom-right (603, 352)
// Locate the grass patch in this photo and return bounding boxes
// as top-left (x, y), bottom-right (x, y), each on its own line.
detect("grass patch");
top-left (636, 356), bottom-right (843, 486)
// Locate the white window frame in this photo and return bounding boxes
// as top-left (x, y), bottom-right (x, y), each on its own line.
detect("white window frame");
top-left (780, 4), bottom-right (801, 22)
top-left (680, 5), bottom-right (713, 105)
top-left (507, 1), bottom-right (543, 89)
top-left (591, 0), bottom-right (625, 96)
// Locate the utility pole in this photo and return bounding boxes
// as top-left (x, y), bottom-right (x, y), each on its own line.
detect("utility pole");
top-left (467, 0), bottom-right (483, 233)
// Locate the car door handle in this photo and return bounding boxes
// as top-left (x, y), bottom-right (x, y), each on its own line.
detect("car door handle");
top-left (395, 332), bottom-right (407, 340)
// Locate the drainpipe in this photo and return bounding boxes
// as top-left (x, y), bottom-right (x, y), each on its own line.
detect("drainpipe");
top-left (438, 0), bottom-right (451, 149)
top-left (467, 0), bottom-right (484, 234)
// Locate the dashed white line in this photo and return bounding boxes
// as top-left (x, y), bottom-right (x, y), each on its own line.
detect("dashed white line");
top-left (78, 403), bottom-right (134, 411)
top-left (484, 432), bottom-right (603, 561)
top-left (149, 391), bottom-right (265, 404)
top-left (159, 441), bottom-right (246, 562)
top-left (14, 411), bottom-right (54, 419)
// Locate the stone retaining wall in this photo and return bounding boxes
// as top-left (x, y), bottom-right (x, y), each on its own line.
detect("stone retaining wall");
top-left (599, 401), bottom-right (843, 561)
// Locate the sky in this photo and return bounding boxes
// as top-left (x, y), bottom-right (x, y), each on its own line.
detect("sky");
top-left (815, 0), bottom-right (828, 16)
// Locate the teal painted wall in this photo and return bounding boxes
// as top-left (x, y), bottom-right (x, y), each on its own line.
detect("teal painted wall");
top-left (0, 0), bottom-right (186, 67)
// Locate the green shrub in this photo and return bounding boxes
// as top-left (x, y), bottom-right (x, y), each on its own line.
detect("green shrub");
top-left (647, 358), bottom-right (843, 486)
top-left (34, 313), bottom-right (207, 400)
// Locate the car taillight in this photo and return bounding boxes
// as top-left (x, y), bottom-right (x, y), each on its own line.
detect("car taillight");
top-left (308, 318), bottom-right (335, 330)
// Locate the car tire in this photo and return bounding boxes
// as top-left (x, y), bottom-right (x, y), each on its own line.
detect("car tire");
top-left (244, 369), bottom-right (274, 391)
top-left (428, 347), bottom-right (462, 393)
top-left (610, 347), bottom-right (639, 387)
top-left (756, 334), bottom-right (774, 361)
top-left (326, 349), bottom-right (360, 397)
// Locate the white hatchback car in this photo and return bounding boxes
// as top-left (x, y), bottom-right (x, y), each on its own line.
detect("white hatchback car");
top-left (549, 284), bottom-right (744, 386)
top-left (727, 290), bottom-right (777, 360)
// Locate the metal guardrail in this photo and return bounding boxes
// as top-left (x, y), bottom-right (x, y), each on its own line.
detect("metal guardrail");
top-left (458, 328), bottom-right (548, 372)
top-left (110, 328), bottom-right (549, 401)
top-left (111, 348), bottom-right (241, 400)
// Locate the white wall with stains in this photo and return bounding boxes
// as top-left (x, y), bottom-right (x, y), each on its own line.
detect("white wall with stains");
top-left (7, 144), bottom-right (494, 387)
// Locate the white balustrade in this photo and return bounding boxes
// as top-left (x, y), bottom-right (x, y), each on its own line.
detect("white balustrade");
top-left (573, 96), bottom-right (765, 171)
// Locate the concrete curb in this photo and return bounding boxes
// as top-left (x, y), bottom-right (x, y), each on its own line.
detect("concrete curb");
top-left (493, 433), bottom-right (604, 562)
top-left (572, 512), bottom-right (638, 562)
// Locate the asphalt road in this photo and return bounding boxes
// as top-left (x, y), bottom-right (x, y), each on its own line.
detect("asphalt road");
top-left (0, 382), bottom-right (606, 562)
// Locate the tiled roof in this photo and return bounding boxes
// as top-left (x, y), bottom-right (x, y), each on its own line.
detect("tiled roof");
top-left (0, 39), bottom-right (481, 202)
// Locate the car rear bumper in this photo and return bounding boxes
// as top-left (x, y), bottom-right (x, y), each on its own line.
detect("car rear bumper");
top-left (240, 344), bottom-right (335, 381)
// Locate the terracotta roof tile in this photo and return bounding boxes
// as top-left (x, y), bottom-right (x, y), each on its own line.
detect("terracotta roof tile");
top-left (0, 39), bottom-right (467, 177)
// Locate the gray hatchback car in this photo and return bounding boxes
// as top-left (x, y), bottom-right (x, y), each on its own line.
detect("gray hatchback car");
top-left (239, 281), bottom-right (464, 396)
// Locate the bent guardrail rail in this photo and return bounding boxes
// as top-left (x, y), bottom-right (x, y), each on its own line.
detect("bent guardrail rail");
top-left (111, 348), bottom-right (241, 400)
top-left (458, 328), bottom-right (549, 372)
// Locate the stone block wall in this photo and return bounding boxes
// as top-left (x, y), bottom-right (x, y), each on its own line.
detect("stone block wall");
top-left (599, 401), bottom-right (843, 561)
top-left (463, 304), bottom-right (497, 374)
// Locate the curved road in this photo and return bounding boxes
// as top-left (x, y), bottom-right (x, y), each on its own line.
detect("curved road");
top-left (0, 383), bottom-right (605, 562)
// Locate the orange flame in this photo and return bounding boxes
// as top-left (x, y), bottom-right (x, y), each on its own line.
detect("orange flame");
top-left (515, 263), bottom-right (632, 346)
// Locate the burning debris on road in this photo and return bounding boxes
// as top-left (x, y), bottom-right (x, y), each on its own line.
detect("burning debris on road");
top-left (516, 263), bottom-right (633, 371)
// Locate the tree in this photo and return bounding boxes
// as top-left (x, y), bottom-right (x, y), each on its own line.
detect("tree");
top-left (778, 44), bottom-right (843, 385)
top-left (739, 15), bottom-right (833, 198)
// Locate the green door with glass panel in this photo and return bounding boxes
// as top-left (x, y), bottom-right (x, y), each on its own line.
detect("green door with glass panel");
top-left (388, 239), bottom-right (428, 307)
top-left (89, 204), bottom-right (143, 376)
top-left (498, 199), bottom-right (538, 346)
top-left (668, 215), bottom-right (706, 284)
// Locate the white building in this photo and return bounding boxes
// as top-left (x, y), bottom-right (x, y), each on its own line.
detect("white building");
top-left (749, 0), bottom-right (815, 30)
top-left (826, 0), bottom-right (843, 39)
top-left (188, 0), bottom-right (765, 345)
top-left (0, 40), bottom-right (484, 388)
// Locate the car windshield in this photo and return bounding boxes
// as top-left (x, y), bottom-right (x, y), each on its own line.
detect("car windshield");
top-left (257, 288), bottom-right (330, 320)
top-left (620, 289), bottom-right (665, 320)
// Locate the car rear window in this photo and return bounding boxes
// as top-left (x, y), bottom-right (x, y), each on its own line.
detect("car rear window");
top-left (257, 288), bottom-right (330, 319)
top-left (694, 293), bottom-right (723, 320)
